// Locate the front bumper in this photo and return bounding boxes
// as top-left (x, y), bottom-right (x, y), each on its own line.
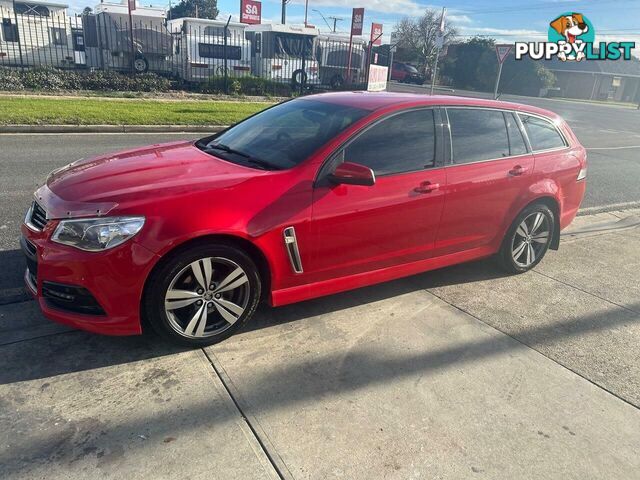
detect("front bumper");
top-left (21, 222), bottom-right (159, 336)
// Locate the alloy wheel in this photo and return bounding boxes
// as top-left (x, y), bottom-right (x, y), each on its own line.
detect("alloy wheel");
top-left (511, 212), bottom-right (550, 268)
top-left (164, 257), bottom-right (250, 339)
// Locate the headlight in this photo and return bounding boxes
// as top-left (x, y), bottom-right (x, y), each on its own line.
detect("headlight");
top-left (52, 216), bottom-right (145, 252)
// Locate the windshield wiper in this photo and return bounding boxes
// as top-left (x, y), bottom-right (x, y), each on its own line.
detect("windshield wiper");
top-left (205, 143), bottom-right (282, 170)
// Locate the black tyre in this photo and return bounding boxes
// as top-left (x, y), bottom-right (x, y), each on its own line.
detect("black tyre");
top-left (330, 74), bottom-right (344, 90)
top-left (497, 203), bottom-right (555, 274)
top-left (143, 243), bottom-right (262, 347)
top-left (134, 57), bottom-right (149, 73)
top-left (291, 69), bottom-right (307, 87)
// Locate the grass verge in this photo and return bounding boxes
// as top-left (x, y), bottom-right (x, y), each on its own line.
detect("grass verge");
top-left (0, 96), bottom-right (274, 125)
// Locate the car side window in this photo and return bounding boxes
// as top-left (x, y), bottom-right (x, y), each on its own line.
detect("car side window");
top-left (505, 112), bottom-right (528, 156)
top-left (447, 108), bottom-right (510, 164)
top-left (343, 109), bottom-right (436, 176)
top-left (520, 114), bottom-right (567, 151)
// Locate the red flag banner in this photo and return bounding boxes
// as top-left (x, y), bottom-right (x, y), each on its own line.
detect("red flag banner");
top-left (351, 8), bottom-right (364, 36)
top-left (370, 23), bottom-right (383, 45)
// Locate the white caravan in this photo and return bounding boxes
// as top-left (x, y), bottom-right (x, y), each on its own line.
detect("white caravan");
top-left (167, 17), bottom-right (250, 81)
top-left (0, 0), bottom-right (85, 68)
top-left (245, 23), bottom-right (319, 86)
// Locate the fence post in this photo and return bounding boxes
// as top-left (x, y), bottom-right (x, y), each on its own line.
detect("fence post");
top-left (300, 41), bottom-right (306, 95)
top-left (11, 0), bottom-right (24, 69)
top-left (128, 1), bottom-right (135, 73)
top-left (223, 15), bottom-right (231, 94)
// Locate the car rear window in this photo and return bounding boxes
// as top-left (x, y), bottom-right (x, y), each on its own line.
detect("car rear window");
top-left (447, 108), bottom-right (510, 164)
top-left (520, 114), bottom-right (567, 151)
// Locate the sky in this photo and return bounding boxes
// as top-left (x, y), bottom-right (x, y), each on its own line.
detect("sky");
top-left (65, 0), bottom-right (640, 56)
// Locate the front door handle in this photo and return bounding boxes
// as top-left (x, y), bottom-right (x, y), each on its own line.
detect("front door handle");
top-left (508, 165), bottom-right (527, 176)
top-left (414, 181), bottom-right (440, 194)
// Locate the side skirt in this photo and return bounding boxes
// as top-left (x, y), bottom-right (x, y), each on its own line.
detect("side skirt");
top-left (270, 245), bottom-right (495, 307)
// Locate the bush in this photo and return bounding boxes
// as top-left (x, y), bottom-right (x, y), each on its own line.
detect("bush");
top-left (193, 76), bottom-right (292, 97)
top-left (0, 68), bottom-right (24, 91)
top-left (0, 67), bottom-right (294, 97)
top-left (0, 67), bottom-right (172, 93)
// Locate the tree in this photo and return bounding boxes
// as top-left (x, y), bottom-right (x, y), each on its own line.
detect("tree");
top-left (168, 0), bottom-right (218, 20)
top-left (82, 6), bottom-right (93, 15)
top-left (441, 36), bottom-right (556, 95)
top-left (391, 9), bottom-right (457, 75)
top-left (501, 58), bottom-right (555, 96)
top-left (442, 37), bottom-right (496, 91)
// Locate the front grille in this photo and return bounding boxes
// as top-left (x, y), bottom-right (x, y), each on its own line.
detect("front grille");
top-left (29, 201), bottom-right (48, 230)
top-left (20, 236), bottom-right (38, 278)
top-left (42, 281), bottom-right (106, 316)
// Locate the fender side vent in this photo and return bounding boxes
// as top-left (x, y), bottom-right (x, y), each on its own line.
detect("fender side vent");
top-left (283, 226), bottom-right (303, 274)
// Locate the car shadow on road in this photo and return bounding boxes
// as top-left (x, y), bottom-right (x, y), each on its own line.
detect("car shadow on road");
top-left (0, 257), bottom-right (509, 386)
top-left (245, 257), bottom-right (507, 333)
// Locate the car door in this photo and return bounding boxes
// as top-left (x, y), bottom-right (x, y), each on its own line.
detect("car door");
top-left (434, 108), bottom-right (535, 256)
top-left (307, 107), bottom-right (446, 283)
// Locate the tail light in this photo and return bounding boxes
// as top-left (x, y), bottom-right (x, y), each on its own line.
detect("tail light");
top-left (308, 66), bottom-right (318, 72)
top-left (190, 62), bottom-right (209, 68)
top-left (272, 64), bottom-right (282, 70)
top-left (0, 52), bottom-right (7, 57)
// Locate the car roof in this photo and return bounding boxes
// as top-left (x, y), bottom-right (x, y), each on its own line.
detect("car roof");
top-left (304, 92), bottom-right (562, 121)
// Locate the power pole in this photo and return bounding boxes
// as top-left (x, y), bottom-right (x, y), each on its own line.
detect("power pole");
top-left (329, 16), bottom-right (343, 32)
top-left (281, 0), bottom-right (286, 24)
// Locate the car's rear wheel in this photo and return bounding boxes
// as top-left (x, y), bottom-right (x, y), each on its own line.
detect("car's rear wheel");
top-left (144, 244), bottom-right (261, 347)
top-left (498, 203), bottom-right (555, 274)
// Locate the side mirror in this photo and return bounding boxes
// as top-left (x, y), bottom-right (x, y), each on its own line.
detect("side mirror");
top-left (329, 162), bottom-right (376, 186)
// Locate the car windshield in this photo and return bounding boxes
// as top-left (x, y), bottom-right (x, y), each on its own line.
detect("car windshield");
top-left (197, 99), bottom-right (369, 170)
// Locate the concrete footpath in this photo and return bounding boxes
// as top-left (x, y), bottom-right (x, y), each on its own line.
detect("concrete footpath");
top-left (1, 210), bottom-right (639, 479)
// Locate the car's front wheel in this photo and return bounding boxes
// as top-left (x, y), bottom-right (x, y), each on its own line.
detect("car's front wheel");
top-left (143, 244), bottom-right (262, 347)
top-left (498, 203), bottom-right (555, 274)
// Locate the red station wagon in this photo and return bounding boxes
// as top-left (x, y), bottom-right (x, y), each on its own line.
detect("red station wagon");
top-left (21, 93), bottom-right (587, 346)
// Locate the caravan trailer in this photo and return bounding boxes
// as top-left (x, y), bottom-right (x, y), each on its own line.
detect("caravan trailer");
top-left (316, 33), bottom-right (367, 89)
top-left (0, 0), bottom-right (83, 68)
top-left (167, 17), bottom-right (250, 81)
top-left (245, 23), bottom-right (319, 86)
top-left (84, 0), bottom-right (171, 73)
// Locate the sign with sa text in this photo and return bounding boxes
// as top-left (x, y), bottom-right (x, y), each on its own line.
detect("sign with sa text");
top-left (351, 8), bottom-right (364, 36)
top-left (240, 0), bottom-right (261, 25)
top-left (370, 23), bottom-right (383, 46)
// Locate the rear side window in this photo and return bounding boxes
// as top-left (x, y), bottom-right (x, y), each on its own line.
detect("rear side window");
top-left (520, 114), bottom-right (566, 151)
top-left (505, 112), bottom-right (528, 156)
top-left (447, 108), bottom-right (509, 164)
top-left (343, 109), bottom-right (436, 175)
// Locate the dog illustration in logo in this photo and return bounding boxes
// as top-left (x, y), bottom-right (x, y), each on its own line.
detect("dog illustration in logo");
top-left (550, 13), bottom-right (589, 61)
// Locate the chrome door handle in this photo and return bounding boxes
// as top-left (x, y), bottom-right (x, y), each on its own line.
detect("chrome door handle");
top-left (414, 181), bottom-right (440, 193)
top-left (509, 165), bottom-right (527, 176)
